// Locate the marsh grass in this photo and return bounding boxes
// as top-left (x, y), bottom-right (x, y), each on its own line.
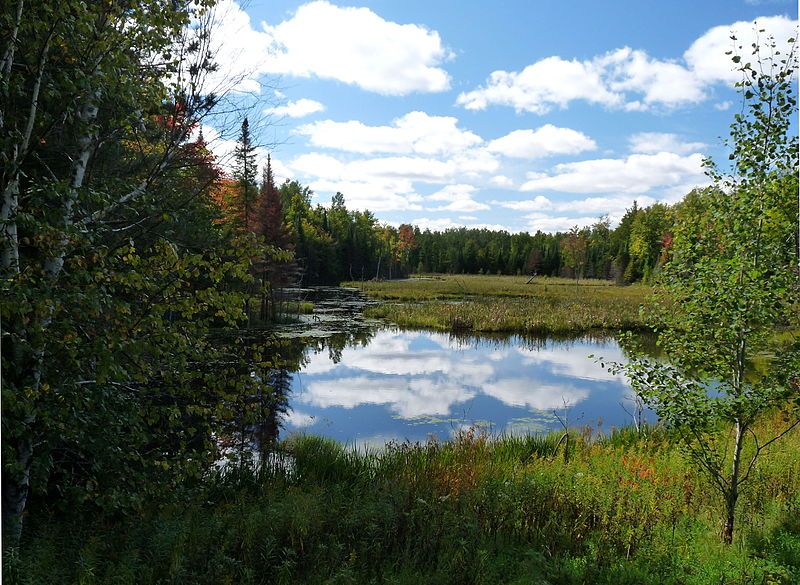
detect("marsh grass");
top-left (347, 274), bottom-right (650, 334)
top-left (280, 300), bottom-right (315, 315)
top-left (11, 416), bottom-right (799, 585)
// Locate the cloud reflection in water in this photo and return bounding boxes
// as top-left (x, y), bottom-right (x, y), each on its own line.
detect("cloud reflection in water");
top-left (286, 329), bottom-right (642, 443)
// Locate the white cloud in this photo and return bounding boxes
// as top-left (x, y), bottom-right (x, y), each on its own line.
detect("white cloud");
top-left (456, 15), bottom-right (798, 113)
top-left (308, 179), bottom-right (423, 212)
top-left (684, 15), bottom-right (798, 85)
top-left (517, 344), bottom-right (627, 383)
top-left (519, 152), bottom-right (707, 194)
top-left (206, 1), bottom-right (452, 95)
top-left (714, 100), bottom-right (733, 111)
top-left (204, 0), bottom-right (275, 93)
top-left (499, 195), bottom-right (657, 227)
top-left (300, 376), bottom-right (476, 418)
top-left (410, 217), bottom-right (510, 232)
top-left (266, 98), bottom-right (325, 118)
top-left (427, 184), bottom-right (489, 212)
top-left (497, 195), bottom-right (553, 212)
top-left (487, 125), bottom-right (597, 159)
top-left (297, 111), bottom-right (482, 155)
top-left (457, 55), bottom-right (622, 114)
top-left (524, 214), bottom-right (604, 234)
top-left (260, 1), bottom-right (452, 95)
top-left (191, 125), bottom-right (291, 182)
top-left (628, 132), bottom-right (707, 154)
top-left (287, 145), bottom-right (500, 212)
top-left (599, 48), bottom-right (706, 108)
top-left (490, 175), bottom-right (514, 188)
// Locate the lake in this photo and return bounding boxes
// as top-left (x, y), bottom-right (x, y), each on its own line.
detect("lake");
top-left (279, 316), bottom-right (650, 447)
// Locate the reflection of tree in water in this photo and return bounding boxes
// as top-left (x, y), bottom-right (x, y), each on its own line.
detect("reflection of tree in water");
top-left (215, 286), bottom-right (380, 464)
top-left (298, 327), bottom-right (377, 366)
top-left (212, 335), bottom-right (307, 467)
top-left (443, 328), bottom-right (657, 357)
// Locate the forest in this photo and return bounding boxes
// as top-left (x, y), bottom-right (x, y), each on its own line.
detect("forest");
top-left (1, 1), bottom-right (798, 583)
top-left (229, 164), bottom-right (683, 286)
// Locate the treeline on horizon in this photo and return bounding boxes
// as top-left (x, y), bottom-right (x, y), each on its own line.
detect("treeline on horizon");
top-left (221, 164), bottom-right (770, 287)
top-left (216, 123), bottom-right (699, 286)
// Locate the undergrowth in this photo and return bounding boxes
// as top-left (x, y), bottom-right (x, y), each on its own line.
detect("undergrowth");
top-left (8, 416), bottom-right (799, 585)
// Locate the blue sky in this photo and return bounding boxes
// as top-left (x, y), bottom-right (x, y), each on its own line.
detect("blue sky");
top-left (203, 0), bottom-right (798, 233)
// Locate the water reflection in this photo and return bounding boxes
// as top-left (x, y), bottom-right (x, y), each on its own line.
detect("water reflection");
top-left (285, 328), bottom-right (651, 445)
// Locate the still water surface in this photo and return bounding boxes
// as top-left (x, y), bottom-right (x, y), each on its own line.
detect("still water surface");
top-left (282, 328), bottom-right (650, 447)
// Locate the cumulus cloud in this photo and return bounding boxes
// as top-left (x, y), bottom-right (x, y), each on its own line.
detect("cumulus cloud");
top-left (284, 410), bottom-right (316, 428)
top-left (519, 152), bottom-right (707, 194)
top-left (262, 1), bottom-right (451, 94)
top-left (300, 376), bottom-right (475, 418)
top-left (497, 195), bottom-right (553, 212)
top-left (628, 132), bottom-right (708, 154)
top-left (457, 55), bottom-right (622, 113)
top-left (207, 0), bottom-right (452, 94)
top-left (456, 15), bottom-right (798, 113)
top-left (410, 217), bottom-right (510, 232)
top-left (296, 111), bottom-right (482, 155)
top-left (600, 47), bottom-right (707, 108)
top-left (287, 142), bottom-right (500, 212)
top-left (426, 184), bottom-right (490, 212)
top-left (684, 15), bottom-right (798, 85)
top-left (490, 175), bottom-right (514, 188)
top-left (524, 214), bottom-right (606, 234)
top-left (290, 152), bottom-right (494, 185)
top-left (487, 125), bottom-right (597, 159)
top-left (266, 98), bottom-right (325, 118)
top-left (506, 190), bottom-right (704, 233)
top-left (307, 179), bottom-right (423, 212)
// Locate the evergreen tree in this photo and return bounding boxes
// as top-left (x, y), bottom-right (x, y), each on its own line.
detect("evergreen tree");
top-left (233, 118), bottom-right (258, 232)
top-left (255, 155), bottom-right (291, 249)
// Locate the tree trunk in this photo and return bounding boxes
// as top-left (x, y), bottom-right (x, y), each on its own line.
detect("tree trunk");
top-left (723, 418), bottom-right (744, 544)
top-left (2, 433), bottom-right (32, 547)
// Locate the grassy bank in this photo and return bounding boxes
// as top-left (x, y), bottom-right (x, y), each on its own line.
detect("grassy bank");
top-left (10, 417), bottom-right (799, 585)
top-left (344, 275), bottom-right (650, 334)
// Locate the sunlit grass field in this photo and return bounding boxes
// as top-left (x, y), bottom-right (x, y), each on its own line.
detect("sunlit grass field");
top-left (343, 274), bottom-right (651, 334)
top-left (12, 415), bottom-right (799, 584)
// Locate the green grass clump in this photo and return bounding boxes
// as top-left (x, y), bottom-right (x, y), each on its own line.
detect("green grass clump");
top-left (346, 274), bottom-right (650, 334)
top-left (280, 300), bottom-right (315, 314)
top-left (10, 416), bottom-right (800, 585)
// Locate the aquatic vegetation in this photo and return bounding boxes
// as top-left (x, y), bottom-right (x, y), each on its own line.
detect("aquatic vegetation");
top-left (353, 275), bottom-right (650, 334)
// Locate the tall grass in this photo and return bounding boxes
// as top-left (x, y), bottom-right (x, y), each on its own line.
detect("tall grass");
top-left (10, 415), bottom-right (799, 585)
top-left (350, 275), bottom-right (647, 335)
top-left (344, 274), bottom-right (634, 301)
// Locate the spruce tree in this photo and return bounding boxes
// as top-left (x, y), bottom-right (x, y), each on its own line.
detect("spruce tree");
top-left (233, 118), bottom-right (258, 232)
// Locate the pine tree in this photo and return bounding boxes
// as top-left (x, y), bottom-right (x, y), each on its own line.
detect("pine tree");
top-left (233, 118), bottom-right (258, 232)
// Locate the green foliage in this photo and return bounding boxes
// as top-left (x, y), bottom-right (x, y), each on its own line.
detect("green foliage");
top-left (275, 179), bottom-right (672, 284)
top-left (610, 33), bottom-right (800, 544)
top-left (0, 0), bottom-right (284, 543)
top-left (8, 420), bottom-right (800, 584)
top-left (233, 118), bottom-right (259, 232)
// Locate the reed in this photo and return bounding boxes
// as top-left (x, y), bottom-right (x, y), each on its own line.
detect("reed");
top-left (11, 415), bottom-right (799, 585)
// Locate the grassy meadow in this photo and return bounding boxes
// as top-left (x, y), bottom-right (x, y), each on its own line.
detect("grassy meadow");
top-left (10, 416), bottom-right (799, 585)
top-left (344, 274), bottom-right (650, 335)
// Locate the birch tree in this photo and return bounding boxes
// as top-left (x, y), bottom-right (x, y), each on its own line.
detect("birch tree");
top-left (609, 33), bottom-right (799, 544)
top-left (0, 0), bottom-right (251, 545)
